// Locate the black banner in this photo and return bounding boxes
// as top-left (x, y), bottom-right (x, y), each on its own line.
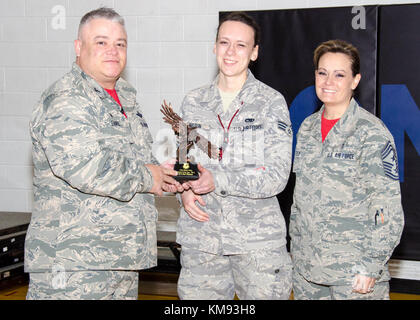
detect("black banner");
top-left (378, 5), bottom-right (420, 260)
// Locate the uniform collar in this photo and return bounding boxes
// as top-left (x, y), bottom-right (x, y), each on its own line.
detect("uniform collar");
top-left (114, 77), bottom-right (137, 113)
top-left (71, 62), bottom-right (106, 98)
top-left (201, 69), bottom-right (258, 115)
top-left (71, 62), bottom-right (137, 112)
top-left (319, 98), bottom-right (360, 145)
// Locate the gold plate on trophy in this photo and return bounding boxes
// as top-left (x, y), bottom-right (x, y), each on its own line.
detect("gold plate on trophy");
top-left (173, 161), bottom-right (199, 182)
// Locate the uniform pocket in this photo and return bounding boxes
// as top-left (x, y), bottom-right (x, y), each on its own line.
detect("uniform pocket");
top-left (270, 248), bottom-right (293, 299)
top-left (243, 246), bottom-right (293, 300)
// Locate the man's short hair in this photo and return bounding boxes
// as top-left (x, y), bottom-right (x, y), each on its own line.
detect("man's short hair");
top-left (78, 7), bottom-right (125, 38)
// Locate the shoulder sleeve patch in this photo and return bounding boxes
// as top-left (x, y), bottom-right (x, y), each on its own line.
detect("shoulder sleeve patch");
top-left (381, 141), bottom-right (399, 181)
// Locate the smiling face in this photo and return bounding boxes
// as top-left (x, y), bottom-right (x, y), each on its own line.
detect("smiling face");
top-left (214, 20), bottom-right (259, 86)
top-left (74, 18), bottom-right (127, 89)
top-left (315, 52), bottom-right (361, 116)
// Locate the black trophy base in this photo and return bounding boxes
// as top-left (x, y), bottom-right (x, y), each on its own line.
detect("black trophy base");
top-left (174, 161), bottom-right (199, 182)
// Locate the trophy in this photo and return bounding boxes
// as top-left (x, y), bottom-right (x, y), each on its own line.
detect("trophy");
top-left (160, 100), bottom-right (220, 182)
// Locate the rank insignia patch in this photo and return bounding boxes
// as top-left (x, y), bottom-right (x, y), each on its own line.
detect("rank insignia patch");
top-left (381, 141), bottom-right (399, 181)
top-left (278, 121), bottom-right (292, 136)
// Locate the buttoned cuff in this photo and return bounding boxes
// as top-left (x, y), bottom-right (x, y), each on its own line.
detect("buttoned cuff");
top-left (138, 164), bottom-right (154, 193)
top-left (353, 259), bottom-right (384, 279)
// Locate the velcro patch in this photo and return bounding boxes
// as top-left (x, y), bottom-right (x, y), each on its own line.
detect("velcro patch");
top-left (188, 122), bottom-right (202, 129)
top-left (381, 141), bottom-right (399, 181)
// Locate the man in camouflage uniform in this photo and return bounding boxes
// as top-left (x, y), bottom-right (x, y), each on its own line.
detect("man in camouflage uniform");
top-left (290, 98), bottom-right (404, 299)
top-left (176, 12), bottom-right (293, 300)
top-left (25, 8), bottom-right (181, 300)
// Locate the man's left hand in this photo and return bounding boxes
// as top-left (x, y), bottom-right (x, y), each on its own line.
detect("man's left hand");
top-left (160, 158), bottom-right (184, 193)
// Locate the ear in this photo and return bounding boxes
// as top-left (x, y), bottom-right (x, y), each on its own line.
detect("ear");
top-left (74, 39), bottom-right (81, 57)
top-left (352, 73), bottom-right (361, 90)
top-left (250, 44), bottom-right (259, 62)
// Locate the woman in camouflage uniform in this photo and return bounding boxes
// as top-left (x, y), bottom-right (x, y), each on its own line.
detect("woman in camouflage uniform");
top-left (290, 39), bottom-right (404, 300)
top-left (176, 12), bottom-right (293, 300)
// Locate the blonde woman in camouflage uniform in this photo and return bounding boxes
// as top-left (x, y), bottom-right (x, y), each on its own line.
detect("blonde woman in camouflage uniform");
top-left (25, 8), bottom-right (181, 300)
top-left (176, 12), bottom-right (293, 300)
top-left (290, 39), bottom-right (404, 300)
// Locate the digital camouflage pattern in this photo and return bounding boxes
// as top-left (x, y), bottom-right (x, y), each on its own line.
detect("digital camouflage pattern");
top-left (25, 63), bottom-right (159, 273)
top-left (178, 246), bottom-right (292, 300)
top-left (290, 98), bottom-right (404, 286)
top-left (26, 270), bottom-right (139, 300)
top-left (176, 70), bottom-right (293, 255)
top-left (292, 269), bottom-right (390, 300)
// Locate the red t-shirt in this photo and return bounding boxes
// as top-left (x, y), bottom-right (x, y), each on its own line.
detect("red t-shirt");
top-left (321, 111), bottom-right (340, 142)
top-left (105, 88), bottom-right (126, 118)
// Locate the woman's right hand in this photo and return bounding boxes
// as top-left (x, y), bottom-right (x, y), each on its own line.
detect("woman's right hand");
top-left (352, 274), bottom-right (376, 294)
top-left (181, 189), bottom-right (209, 222)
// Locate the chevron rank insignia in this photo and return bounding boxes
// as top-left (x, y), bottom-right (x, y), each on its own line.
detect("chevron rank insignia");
top-left (381, 141), bottom-right (399, 181)
top-left (278, 120), bottom-right (292, 136)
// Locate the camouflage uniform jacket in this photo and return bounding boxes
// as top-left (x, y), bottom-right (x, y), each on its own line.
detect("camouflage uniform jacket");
top-left (25, 63), bottom-right (159, 272)
top-left (290, 98), bottom-right (404, 285)
top-left (176, 70), bottom-right (293, 255)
